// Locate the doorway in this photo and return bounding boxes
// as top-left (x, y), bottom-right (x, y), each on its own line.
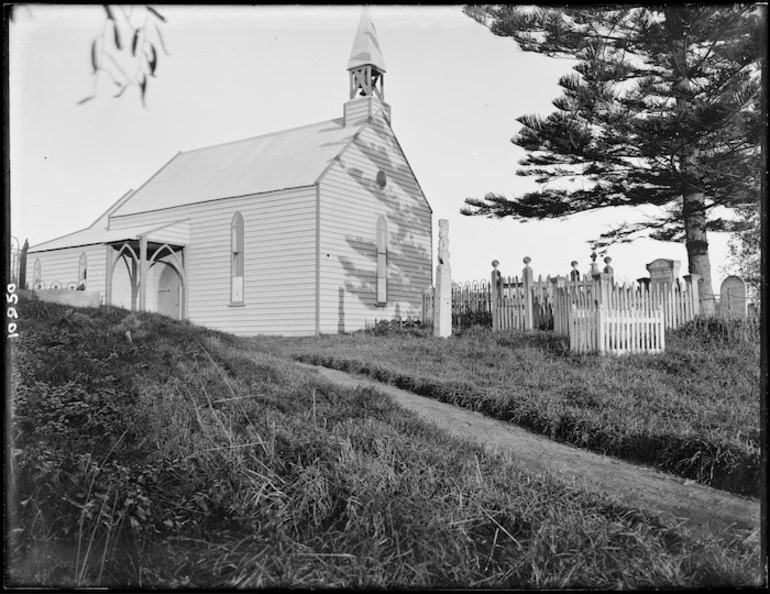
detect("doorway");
top-left (157, 263), bottom-right (182, 319)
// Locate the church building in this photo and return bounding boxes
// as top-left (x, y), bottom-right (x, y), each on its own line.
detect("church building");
top-left (26, 10), bottom-right (433, 336)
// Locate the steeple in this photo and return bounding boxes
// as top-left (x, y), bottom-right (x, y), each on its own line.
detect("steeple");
top-left (344, 8), bottom-right (391, 126)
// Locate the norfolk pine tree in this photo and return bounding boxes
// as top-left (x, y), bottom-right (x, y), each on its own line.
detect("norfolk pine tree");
top-left (461, 5), bottom-right (765, 313)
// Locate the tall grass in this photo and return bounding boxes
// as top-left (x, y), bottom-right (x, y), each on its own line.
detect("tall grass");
top-left (251, 320), bottom-right (761, 497)
top-left (7, 296), bottom-right (763, 588)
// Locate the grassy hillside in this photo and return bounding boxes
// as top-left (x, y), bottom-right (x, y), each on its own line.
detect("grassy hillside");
top-left (252, 321), bottom-right (762, 497)
top-left (7, 296), bottom-right (762, 588)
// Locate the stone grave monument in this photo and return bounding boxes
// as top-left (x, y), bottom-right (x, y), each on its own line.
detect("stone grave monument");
top-left (719, 275), bottom-right (747, 318)
top-left (646, 258), bottom-right (681, 287)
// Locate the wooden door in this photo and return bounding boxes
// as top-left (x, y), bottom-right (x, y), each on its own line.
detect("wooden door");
top-left (157, 264), bottom-right (181, 319)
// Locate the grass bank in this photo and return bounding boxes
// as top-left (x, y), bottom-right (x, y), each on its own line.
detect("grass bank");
top-left (250, 321), bottom-right (761, 497)
top-left (7, 296), bottom-right (762, 588)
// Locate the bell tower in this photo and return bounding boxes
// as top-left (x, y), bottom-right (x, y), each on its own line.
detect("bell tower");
top-left (344, 8), bottom-right (391, 126)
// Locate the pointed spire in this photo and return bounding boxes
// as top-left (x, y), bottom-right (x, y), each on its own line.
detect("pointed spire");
top-left (347, 7), bottom-right (386, 72)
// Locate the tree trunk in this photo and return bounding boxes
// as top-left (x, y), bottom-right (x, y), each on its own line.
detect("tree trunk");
top-left (683, 190), bottom-right (715, 315)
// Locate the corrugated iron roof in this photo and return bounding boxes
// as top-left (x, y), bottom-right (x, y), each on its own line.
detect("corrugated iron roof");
top-left (111, 118), bottom-right (363, 218)
top-left (347, 8), bottom-right (386, 72)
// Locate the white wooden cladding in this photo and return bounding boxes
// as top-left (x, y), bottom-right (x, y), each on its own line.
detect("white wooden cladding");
top-left (569, 305), bottom-right (665, 354)
top-left (26, 244), bottom-right (106, 298)
top-left (317, 112), bottom-right (431, 333)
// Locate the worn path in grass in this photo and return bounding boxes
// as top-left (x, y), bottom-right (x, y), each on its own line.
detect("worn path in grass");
top-left (298, 363), bottom-right (761, 543)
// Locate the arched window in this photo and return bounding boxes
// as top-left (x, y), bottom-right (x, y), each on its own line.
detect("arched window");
top-left (376, 215), bottom-right (387, 306)
top-left (33, 258), bottom-right (42, 288)
top-left (231, 212), bottom-right (245, 304)
top-left (78, 253), bottom-right (88, 290)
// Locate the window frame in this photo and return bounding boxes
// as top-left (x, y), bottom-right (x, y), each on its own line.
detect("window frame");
top-left (78, 252), bottom-right (88, 290)
top-left (375, 215), bottom-right (388, 306)
top-left (230, 212), bottom-right (245, 305)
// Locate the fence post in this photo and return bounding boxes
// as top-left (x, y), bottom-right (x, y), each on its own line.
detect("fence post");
top-left (522, 256), bottom-right (534, 330)
top-left (683, 273), bottom-right (700, 318)
top-left (596, 304), bottom-right (605, 353)
top-left (491, 260), bottom-right (501, 331)
top-left (569, 260), bottom-right (580, 281)
top-left (658, 305), bottom-right (666, 351)
top-left (603, 256), bottom-right (614, 284)
top-left (592, 270), bottom-right (612, 307)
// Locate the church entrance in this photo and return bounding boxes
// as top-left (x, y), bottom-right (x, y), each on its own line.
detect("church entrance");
top-left (157, 263), bottom-right (182, 319)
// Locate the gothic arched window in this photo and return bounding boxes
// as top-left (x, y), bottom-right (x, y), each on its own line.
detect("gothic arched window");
top-left (231, 212), bottom-right (245, 304)
top-left (78, 253), bottom-right (88, 290)
top-left (376, 215), bottom-right (387, 306)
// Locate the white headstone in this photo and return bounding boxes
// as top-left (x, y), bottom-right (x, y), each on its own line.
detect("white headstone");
top-left (719, 275), bottom-right (747, 318)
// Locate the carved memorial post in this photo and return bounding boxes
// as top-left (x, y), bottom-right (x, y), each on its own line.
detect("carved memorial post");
top-left (433, 219), bottom-right (452, 338)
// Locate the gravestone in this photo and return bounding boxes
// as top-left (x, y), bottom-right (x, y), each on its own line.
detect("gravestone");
top-left (646, 258), bottom-right (680, 287)
top-left (433, 219), bottom-right (452, 338)
top-left (719, 275), bottom-right (747, 318)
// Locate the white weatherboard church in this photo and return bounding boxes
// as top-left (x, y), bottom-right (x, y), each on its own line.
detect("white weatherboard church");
top-left (26, 10), bottom-right (434, 336)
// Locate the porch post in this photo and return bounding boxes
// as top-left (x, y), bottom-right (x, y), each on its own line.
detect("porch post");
top-left (139, 234), bottom-right (148, 311)
top-left (181, 247), bottom-right (187, 319)
top-left (105, 245), bottom-right (114, 305)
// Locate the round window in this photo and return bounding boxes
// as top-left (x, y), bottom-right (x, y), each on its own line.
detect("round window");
top-left (376, 170), bottom-right (387, 188)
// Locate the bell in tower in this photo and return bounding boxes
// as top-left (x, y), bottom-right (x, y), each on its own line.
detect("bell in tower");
top-left (347, 8), bottom-right (386, 100)
top-left (343, 8), bottom-right (391, 126)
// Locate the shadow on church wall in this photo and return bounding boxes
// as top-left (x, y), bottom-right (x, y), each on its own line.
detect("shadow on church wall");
top-left (337, 120), bottom-right (432, 317)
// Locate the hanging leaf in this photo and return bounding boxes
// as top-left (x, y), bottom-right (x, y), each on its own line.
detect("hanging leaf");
top-left (104, 5), bottom-right (114, 20)
top-left (113, 21), bottom-right (122, 50)
top-left (154, 23), bottom-right (171, 55)
top-left (114, 84), bottom-right (129, 99)
top-left (131, 28), bottom-right (139, 56)
top-left (76, 95), bottom-right (95, 105)
top-left (148, 45), bottom-right (158, 76)
top-left (147, 6), bottom-right (166, 22)
top-left (91, 39), bottom-right (99, 73)
top-left (140, 74), bottom-right (148, 105)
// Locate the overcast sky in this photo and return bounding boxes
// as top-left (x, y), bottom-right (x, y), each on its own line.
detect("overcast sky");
top-left (9, 4), bottom-right (734, 286)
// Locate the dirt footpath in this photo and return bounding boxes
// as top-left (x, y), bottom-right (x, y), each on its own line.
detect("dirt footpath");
top-left (299, 363), bottom-right (761, 542)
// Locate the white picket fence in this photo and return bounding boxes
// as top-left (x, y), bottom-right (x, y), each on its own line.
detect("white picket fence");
top-left (569, 305), bottom-right (666, 354)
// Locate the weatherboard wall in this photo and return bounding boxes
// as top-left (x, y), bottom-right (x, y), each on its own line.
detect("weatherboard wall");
top-left (108, 186), bottom-right (318, 336)
top-left (26, 244), bottom-right (107, 300)
top-left (317, 113), bottom-right (432, 333)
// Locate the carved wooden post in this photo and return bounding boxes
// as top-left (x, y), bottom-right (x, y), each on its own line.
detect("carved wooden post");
top-left (522, 256), bottom-right (534, 330)
top-left (589, 251), bottom-right (600, 276)
top-left (433, 219), bottom-right (452, 338)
